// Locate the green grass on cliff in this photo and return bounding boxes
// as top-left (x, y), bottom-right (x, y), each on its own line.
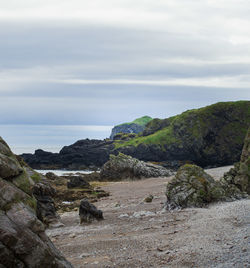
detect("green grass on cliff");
top-left (115, 101), bottom-right (250, 149)
top-left (117, 116), bottom-right (152, 127)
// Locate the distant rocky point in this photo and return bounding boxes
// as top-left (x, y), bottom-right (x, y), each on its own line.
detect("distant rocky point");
top-left (21, 101), bottom-right (250, 170)
top-left (110, 116), bottom-right (152, 139)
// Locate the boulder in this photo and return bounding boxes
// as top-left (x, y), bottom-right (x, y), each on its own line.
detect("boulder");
top-left (100, 153), bottom-right (172, 181)
top-left (32, 182), bottom-right (61, 226)
top-left (46, 172), bottom-right (58, 180)
top-left (165, 163), bottom-right (247, 209)
top-left (165, 164), bottom-right (221, 209)
top-left (67, 176), bottom-right (90, 189)
top-left (0, 136), bottom-right (73, 267)
top-left (79, 199), bottom-right (103, 223)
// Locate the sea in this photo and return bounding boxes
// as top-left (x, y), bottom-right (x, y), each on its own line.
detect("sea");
top-left (0, 124), bottom-right (113, 154)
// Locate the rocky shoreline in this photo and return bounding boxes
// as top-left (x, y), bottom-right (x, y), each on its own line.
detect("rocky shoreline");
top-left (21, 101), bottom-right (250, 171)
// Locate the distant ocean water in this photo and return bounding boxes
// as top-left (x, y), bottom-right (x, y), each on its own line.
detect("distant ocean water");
top-left (0, 124), bottom-right (113, 154)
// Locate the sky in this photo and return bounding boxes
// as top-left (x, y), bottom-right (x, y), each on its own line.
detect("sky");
top-left (0, 0), bottom-right (250, 153)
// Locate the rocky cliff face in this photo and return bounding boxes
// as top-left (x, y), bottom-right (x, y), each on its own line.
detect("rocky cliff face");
top-left (110, 116), bottom-right (152, 139)
top-left (0, 137), bottom-right (73, 267)
top-left (21, 101), bottom-right (250, 170)
top-left (116, 101), bottom-right (250, 168)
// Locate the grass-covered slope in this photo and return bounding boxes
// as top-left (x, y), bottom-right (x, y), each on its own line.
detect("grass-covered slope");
top-left (117, 116), bottom-right (152, 127)
top-left (115, 101), bottom-right (250, 167)
top-left (110, 116), bottom-right (153, 139)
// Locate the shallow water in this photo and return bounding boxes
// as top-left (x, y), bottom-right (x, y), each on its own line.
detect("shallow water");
top-left (35, 169), bottom-right (93, 176)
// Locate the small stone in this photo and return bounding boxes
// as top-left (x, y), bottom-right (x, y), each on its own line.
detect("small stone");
top-left (144, 194), bottom-right (154, 203)
top-left (118, 213), bottom-right (129, 219)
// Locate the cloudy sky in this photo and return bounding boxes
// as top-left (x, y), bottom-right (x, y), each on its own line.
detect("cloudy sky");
top-left (0, 0), bottom-right (250, 152)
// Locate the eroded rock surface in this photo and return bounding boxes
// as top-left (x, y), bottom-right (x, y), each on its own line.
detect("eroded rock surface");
top-left (100, 153), bottom-right (172, 180)
top-left (0, 136), bottom-right (73, 267)
top-left (67, 176), bottom-right (90, 189)
top-left (79, 199), bottom-right (103, 223)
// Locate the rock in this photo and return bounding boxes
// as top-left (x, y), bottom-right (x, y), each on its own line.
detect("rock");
top-left (79, 199), bottom-right (103, 223)
top-left (144, 194), bottom-right (154, 203)
top-left (165, 164), bottom-right (223, 209)
top-left (165, 163), bottom-right (247, 209)
top-left (67, 176), bottom-right (90, 189)
top-left (46, 172), bottom-right (58, 180)
top-left (221, 127), bottom-right (250, 194)
top-left (132, 211), bottom-right (156, 218)
top-left (100, 153), bottom-right (172, 181)
top-left (0, 137), bottom-right (73, 267)
top-left (32, 182), bottom-right (61, 226)
top-left (0, 137), bottom-right (22, 179)
top-left (118, 213), bottom-right (129, 219)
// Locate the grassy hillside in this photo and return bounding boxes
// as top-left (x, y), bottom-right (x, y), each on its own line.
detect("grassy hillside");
top-left (117, 116), bottom-right (152, 127)
top-left (115, 101), bottom-right (250, 149)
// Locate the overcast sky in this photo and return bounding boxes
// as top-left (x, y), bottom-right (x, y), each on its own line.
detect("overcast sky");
top-left (0, 0), bottom-right (250, 151)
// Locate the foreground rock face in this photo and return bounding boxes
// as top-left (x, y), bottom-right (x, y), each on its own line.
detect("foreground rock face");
top-left (0, 137), bottom-right (73, 267)
top-left (166, 129), bottom-right (250, 209)
top-left (100, 153), bottom-right (172, 180)
top-left (79, 199), bottom-right (103, 223)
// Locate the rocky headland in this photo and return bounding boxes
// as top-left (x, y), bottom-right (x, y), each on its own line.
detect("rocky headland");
top-left (110, 116), bottom-right (152, 139)
top-left (21, 101), bottom-right (250, 170)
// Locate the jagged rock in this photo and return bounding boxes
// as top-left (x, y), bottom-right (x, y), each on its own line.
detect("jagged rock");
top-left (67, 176), bottom-right (90, 189)
top-left (79, 199), bottom-right (103, 223)
top-left (221, 127), bottom-right (250, 194)
top-left (100, 153), bottom-right (172, 181)
top-left (0, 136), bottom-right (73, 267)
top-left (0, 137), bottom-right (22, 179)
top-left (165, 164), bottom-right (247, 209)
top-left (32, 182), bottom-right (61, 226)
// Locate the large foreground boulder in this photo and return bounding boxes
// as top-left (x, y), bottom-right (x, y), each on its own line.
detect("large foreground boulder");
top-left (100, 153), bottom-right (172, 180)
top-left (79, 199), bottom-right (103, 223)
top-left (0, 136), bottom-right (73, 267)
top-left (165, 128), bottom-right (250, 209)
top-left (165, 164), bottom-right (245, 209)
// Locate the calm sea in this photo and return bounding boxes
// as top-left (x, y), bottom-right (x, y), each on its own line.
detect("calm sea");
top-left (0, 124), bottom-right (113, 154)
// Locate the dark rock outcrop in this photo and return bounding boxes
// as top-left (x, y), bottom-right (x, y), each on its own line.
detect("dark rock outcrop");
top-left (220, 127), bottom-right (250, 194)
top-left (0, 137), bottom-right (73, 267)
top-left (21, 139), bottom-right (115, 170)
top-left (110, 116), bottom-right (152, 139)
top-left (32, 182), bottom-right (61, 227)
top-left (67, 176), bottom-right (90, 189)
top-left (79, 199), bottom-right (103, 223)
top-left (100, 153), bottom-right (172, 181)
